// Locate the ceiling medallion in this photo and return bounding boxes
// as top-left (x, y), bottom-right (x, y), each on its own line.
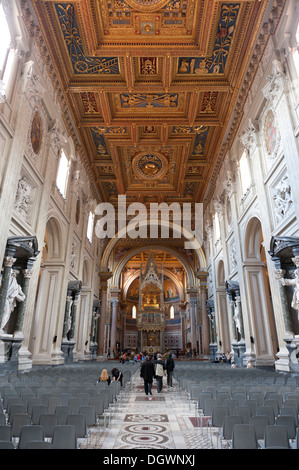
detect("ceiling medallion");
top-left (125, 0), bottom-right (170, 12)
top-left (132, 151), bottom-right (168, 180)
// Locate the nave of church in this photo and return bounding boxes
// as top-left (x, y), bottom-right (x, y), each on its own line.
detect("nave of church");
top-left (1, 0), bottom-right (299, 454)
top-left (1, 359), bottom-right (299, 450)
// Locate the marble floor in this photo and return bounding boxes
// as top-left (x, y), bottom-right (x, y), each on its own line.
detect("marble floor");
top-left (80, 369), bottom-right (215, 450)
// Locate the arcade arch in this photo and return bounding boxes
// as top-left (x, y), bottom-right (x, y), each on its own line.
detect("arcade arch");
top-left (243, 216), bottom-right (279, 365)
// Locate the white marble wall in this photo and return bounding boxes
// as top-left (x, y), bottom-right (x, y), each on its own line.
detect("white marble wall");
top-left (0, 1), bottom-right (101, 369)
top-left (205, 0), bottom-right (299, 370)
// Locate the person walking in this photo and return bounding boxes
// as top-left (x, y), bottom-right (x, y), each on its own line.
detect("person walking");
top-left (165, 353), bottom-right (175, 388)
top-left (140, 356), bottom-right (155, 396)
top-left (155, 353), bottom-right (165, 393)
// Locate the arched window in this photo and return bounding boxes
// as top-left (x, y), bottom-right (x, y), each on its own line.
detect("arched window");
top-left (0, 3), bottom-right (14, 99)
top-left (56, 149), bottom-right (70, 198)
top-left (132, 305), bottom-right (136, 319)
top-left (239, 151), bottom-right (251, 195)
top-left (170, 305), bottom-right (174, 319)
top-left (87, 211), bottom-right (94, 243)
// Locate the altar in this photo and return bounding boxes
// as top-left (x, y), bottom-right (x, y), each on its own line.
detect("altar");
top-left (136, 253), bottom-right (166, 353)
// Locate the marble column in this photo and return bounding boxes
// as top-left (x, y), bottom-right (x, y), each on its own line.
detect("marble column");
top-left (0, 256), bottom-right (16, 329)
top-left (110, 297), bottom-right (119, 356)
top-left (69, 295), bottom-right (79, 341)
top-left (200, 286), bottom-right (210, 357)
top-left (14, 267), bottom-right (33, 337)
top-left (228, 296), bottom-right (238, 342)
top-left (180, 308), bottom-right (186, 352)
top-left (97, 271), bottom-right (112, 357)
top-left (235, 293), bottom-right (245, 341)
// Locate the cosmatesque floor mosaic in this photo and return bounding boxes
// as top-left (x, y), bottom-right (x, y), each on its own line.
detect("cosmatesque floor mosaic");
top-left (80, 371), bottom-right (217, 450)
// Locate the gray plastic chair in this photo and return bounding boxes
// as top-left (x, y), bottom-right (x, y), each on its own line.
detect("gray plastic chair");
top-left (276, 415), bottom-right (297, 440)
top-left (18, 425), bottom-right (45, 449)
top-left (27, 397), bottom-right (43, 416)
top-left (39, 413), bottom-right (58, 439)
top-left (221, 415), bottom-right (243, 447)
top-left (232, 424), bottom-right (258, 449)
top-left (256, 406), bottom-right (275, 425)
top-left (234, 406), bottom-right (251, 424)
top-left (198, 392), bottom-right (213, 410)
top-left (25, 441), bottom-right (52, 449)
top-left (0, 425), bottom-right (12, 441)
top-left (249, 415), bottom-right (269, 440)
top-left (264, 399), bottom-right (279, 417)
top-left (223, 399), bottom-right (238, 416)
top-left (31, 405), bottom-right (48, 425)
top-left (66, 414), bottom-right (87, 438)
top-left (79, 405), bottom-right (96, 427)
top-left (68, 397), bottom-right (83, 414)
top-left (51, 425), bottom-right (77, 449)
top-left (0, 441), bottom-right (14, 449)
top-left (89, 396), bottom-right (105, 416)
top-left (8, 404), bottom-right (27, 424)
top-left (280, 406), bottom-right (298, 426)
top-left (264, 425), bottom-right (290, 449)
top-left (48, 397), bottom-right (61, 414)
top-left (202, 399), bottom-right (218, 416)
top-left (11, 413), bottom-right (31, 438)
top-left (55, 405), bottom-right (71, 425)
top-left (244, 399), bottom-right (258, 417)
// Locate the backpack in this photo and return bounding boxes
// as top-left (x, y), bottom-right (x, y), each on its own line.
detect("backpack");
top-left (155, 363), bottom-right (164, 377)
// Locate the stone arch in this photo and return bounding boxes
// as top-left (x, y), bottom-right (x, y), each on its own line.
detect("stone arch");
top-left (243, 215), bottom-right (278, 365)
top-left (99, 219), bottom-right (206, 273)
top-left (44, 215), bottom-right (64, 261)
top-left (244, 216), bottom-right (263, 261)
top-left (111, 245), bottom-right (196, 289)
top-left (123, 267), bottom-right (184, 301)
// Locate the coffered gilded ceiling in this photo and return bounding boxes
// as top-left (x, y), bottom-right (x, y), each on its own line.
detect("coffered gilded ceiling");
top-left (26, 0), bottom-right (285, 207)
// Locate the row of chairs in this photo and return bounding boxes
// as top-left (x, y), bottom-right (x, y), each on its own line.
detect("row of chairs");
top-left (0, 362), bottom-right (137, 449)
top-left (228, 422), bottom-right (299, 449)
top-left (0, 424), bottom-right (79, 449)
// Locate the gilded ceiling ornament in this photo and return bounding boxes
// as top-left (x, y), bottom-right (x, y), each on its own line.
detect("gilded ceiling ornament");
top-left (55, 4), bottom-right (119, 75)
top-left (178, 3), bottom-right (240, 75)
top-left (125, 0), bottom-right (171, 12)
top-left (120, 93), bottom-right (178, 108)
top-left (132, 152), bottom-right (168, 180)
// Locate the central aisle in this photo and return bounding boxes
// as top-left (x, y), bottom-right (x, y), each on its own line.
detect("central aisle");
top-left (82, 368), bottom-right (212, 450)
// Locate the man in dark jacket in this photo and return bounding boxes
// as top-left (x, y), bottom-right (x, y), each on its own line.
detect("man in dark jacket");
top-left (140, 356), bottom-right (155, 395)
top-left (165, 353), bottom-right (175, 388)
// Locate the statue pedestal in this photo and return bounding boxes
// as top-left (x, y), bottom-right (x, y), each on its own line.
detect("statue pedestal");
top-left (89, 342), bottom-right (97, 359)
top-left (61, 339), bottom-right (76, 363)
top-left (231, 340), bottom-right (246, 367)
top-left (285, 336), bottom-right (299, 374)
top-left (0, 335), bottom-right (23, 372)
top-left (209, 343), bottom-right (217, 362)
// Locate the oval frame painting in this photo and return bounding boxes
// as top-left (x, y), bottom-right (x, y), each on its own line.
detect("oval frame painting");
top-left (30, 111), bottom-right (43, 155)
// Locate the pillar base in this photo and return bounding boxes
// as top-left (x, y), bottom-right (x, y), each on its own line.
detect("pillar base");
top-left (284, 336), bottom-right (299, 374)
top-left (61, 340), bottom-right (76, 363)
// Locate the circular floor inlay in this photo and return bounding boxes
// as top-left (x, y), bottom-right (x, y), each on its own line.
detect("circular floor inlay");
top-left (124, 424), bottom-right (167, 434)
